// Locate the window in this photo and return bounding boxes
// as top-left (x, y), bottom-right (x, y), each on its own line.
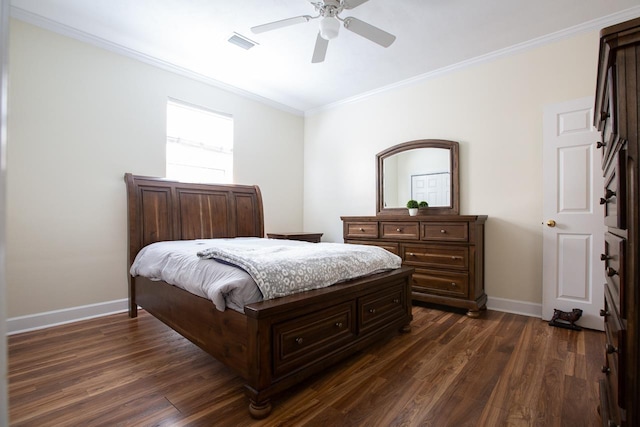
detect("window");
top-left (166, 100), bottom-right (233, 184)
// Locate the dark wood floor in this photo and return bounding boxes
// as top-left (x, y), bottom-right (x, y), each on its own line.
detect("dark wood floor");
top-left (8, 305), bottom-right (605, 427)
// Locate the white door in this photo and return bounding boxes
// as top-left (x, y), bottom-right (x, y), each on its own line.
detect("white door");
top-left (412, 173), bottom-right (450, 206)
top-left (542, 97), bottom-right (605, 331)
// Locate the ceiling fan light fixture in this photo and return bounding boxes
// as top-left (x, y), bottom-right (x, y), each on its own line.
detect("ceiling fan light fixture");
top-left (319, 16), bottom-right (340, 40)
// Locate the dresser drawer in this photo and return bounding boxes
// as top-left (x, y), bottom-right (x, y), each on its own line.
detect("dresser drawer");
top-left (358, 282), bottom-right (407, 334)
top-left (603, 285), bottom-right (626, 409)
top-left (599, 68), bottom-right (617, 170)
top-left (401, 244), bottom-right (468, 270)
top-left (346, 240), bottom-right (399, 255)
top-left (603, 289), bottom-right (622, 361)
top-left (344, 222), bottom-right (378, 239)
top-left (604, 233), bottom-right (625, 318)
top-left (603, 150), bottom-right (626, 230)
top-left (421, 222), bottom-right (468, 242)
top-left (272, 301), bottom-right (356, 377)
top-left (411, 268), bottom-right (469, 298)
top-left (380, 222), bottom-right (419, 240)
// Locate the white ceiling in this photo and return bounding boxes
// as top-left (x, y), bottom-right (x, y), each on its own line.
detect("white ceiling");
top-left (9, 0), bottom-right (640, 114)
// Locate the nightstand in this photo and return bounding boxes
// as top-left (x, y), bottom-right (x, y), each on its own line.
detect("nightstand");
top-left (267, 232), bottom-right (323, 243)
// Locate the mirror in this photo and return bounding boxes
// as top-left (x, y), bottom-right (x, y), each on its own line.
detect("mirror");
top-left (376, 139), bottom-right (459, 215)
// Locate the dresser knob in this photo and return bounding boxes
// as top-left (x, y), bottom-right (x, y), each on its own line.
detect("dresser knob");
top-left (605, 343), bottom-right (618, 354)
top-left (450, 282), bottom-right (456, 287)
top-left (440, 229), bottom-right (446, 234)
top-left (369, 308), bottom-right (376, 314)
top-left (408, 252), bottom-right (415, 256)
top-left (359, 227), bottom-right (364, 232)
top-left (396, 228), bottom-right (402, 232)
top-left (393, 298), bottom-right (399, 304)
top-left (601, 365), bottom-right (611, 374)
top-left (335, 322), bottom-right (343, 328)
top-left (295, 337), bottom-right (304, 345)
top-left (606, 267), bottom-right (618, 277)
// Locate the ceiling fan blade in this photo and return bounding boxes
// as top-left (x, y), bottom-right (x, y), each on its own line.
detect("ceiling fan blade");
top-left (251, 15), bottom-right (312, 34)
top-left (311, 32), bottom-right (329, 63)
top-left (343, 0), bottom-right (369, 9)
top-left (343, 17), bottom-right (396, 47)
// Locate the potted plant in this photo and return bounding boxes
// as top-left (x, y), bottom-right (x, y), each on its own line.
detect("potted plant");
top-left (406, 199), bottom-right (419, 216)
top-left (418, 201), bottom-right (429, 211)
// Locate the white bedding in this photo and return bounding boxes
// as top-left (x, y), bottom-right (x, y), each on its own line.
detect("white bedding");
top-left (130, 238), bottom-right (265, 312)
top-left (198, 239), bottom-right (402, 300)
top-left (130, 237), bottom-right (402, 313)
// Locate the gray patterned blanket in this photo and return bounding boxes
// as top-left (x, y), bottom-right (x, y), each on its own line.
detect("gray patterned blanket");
top-left (197, 241), bottom-right (402, 300)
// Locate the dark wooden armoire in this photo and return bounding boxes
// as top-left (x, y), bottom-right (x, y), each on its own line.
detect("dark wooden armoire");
top-left (594, 17), bottom-right (640, 427)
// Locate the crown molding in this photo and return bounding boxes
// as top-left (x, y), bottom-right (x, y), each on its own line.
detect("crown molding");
top-left (305, 5), bottom-right (640, 116)
top-left (10, 5), bottom-right (640, 117)
top-left (10, 6), bottom-right (304, 117)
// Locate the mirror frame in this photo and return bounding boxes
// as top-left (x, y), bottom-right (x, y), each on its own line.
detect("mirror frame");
top-left (376, 139), bottom-right (460, 215)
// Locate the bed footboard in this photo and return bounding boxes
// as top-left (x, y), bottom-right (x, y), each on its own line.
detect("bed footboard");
top-left (242, 266), bottom-right (414, 418)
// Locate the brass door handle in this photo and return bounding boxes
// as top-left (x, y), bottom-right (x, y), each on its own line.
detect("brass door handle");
top-left (546, 220), bottom-right (556, 227)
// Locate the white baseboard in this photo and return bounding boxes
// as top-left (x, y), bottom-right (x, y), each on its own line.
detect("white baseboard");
top-left (487, 296), bottom-right (542, 318)
top-left (6, 295), bottom-right (542, 335)
top-left (7, 299), bottom-right (129, 335)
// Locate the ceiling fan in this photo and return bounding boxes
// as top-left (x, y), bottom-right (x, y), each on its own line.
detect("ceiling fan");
top-left (250, 0), bottom-right (396, 63)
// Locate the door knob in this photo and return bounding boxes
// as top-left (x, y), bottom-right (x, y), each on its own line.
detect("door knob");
top-left (546, 219), bottom-right (556, 227)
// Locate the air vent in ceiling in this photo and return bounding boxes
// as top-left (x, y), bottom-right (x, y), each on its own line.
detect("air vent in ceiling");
top-left (228, 33), bottom-right (258, 50)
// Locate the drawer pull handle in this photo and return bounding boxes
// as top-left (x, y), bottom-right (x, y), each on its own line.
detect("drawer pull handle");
top-left (359, 227), bottom-right (364, 232)
top-left (600, 309), bottom-right (610, 317)
top-left (450, 282), bottom-right (457, 287)
top-left (369, 308), bottom-right (376, 314)
top-left (396, 228), bottom-right (402, 232)
top-left (596, 141), bottom-right (606, 149)
top-left (599, 190), bottom-right (616, 205)
top-left (408, 252), bottom-right (415, 256)
top-left (451, 256), bottom-right (461, 260)
top-left (440, 229), bottom-right (446, 233)
top-left (601, 365), bottom-right (611, 374)
top-left (600, 253), bottom-right (611, 261)
top-left (295, 337), bottom-right (304, 345)
top-left (335, 322), bottom-right (343, 328)
top-left (605, 343), bottom-right (618, 354)
top-left (393, 298), bottom-right (399, 304)
top-left (606, 267), bottom-right (618, 277)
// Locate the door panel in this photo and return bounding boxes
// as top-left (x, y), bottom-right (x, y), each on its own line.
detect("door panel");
top-left (543, 97), bottom-right (605, 331)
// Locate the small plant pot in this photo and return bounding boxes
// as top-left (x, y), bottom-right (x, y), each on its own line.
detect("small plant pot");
top-left (408, 208), bottom-right (418, 216)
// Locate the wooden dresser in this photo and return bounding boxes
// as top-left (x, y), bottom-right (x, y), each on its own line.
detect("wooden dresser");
top-left (594, 17), bottom-right (640, 427)
top-left (341, 215), bottom-right (487, 317)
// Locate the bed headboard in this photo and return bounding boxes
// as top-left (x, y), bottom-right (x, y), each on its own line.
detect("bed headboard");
top-left (125, 173), bottom-right (264, 266)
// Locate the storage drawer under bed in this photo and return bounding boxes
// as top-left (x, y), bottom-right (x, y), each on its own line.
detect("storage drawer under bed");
top-left (272, 301), bottom-right (357, 377)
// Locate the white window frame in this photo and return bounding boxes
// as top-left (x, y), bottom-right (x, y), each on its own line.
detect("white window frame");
top-left (166, 99), bottom-right (233, 184)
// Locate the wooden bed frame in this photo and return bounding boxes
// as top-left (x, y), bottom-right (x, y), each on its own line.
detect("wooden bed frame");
top-left (124, 173), bottom-right (414, 418)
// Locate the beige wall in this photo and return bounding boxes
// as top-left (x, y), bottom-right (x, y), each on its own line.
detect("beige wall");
top-left (303, 31), bottom-right (600, 305)
top-left (6, 20), bottom-right (304, 318)
top-left (6, 17), bottom-right (604, 318)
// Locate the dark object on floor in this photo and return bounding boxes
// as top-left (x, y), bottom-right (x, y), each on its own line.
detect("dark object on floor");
top-left (549, 308), bottom-right (583, 331)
